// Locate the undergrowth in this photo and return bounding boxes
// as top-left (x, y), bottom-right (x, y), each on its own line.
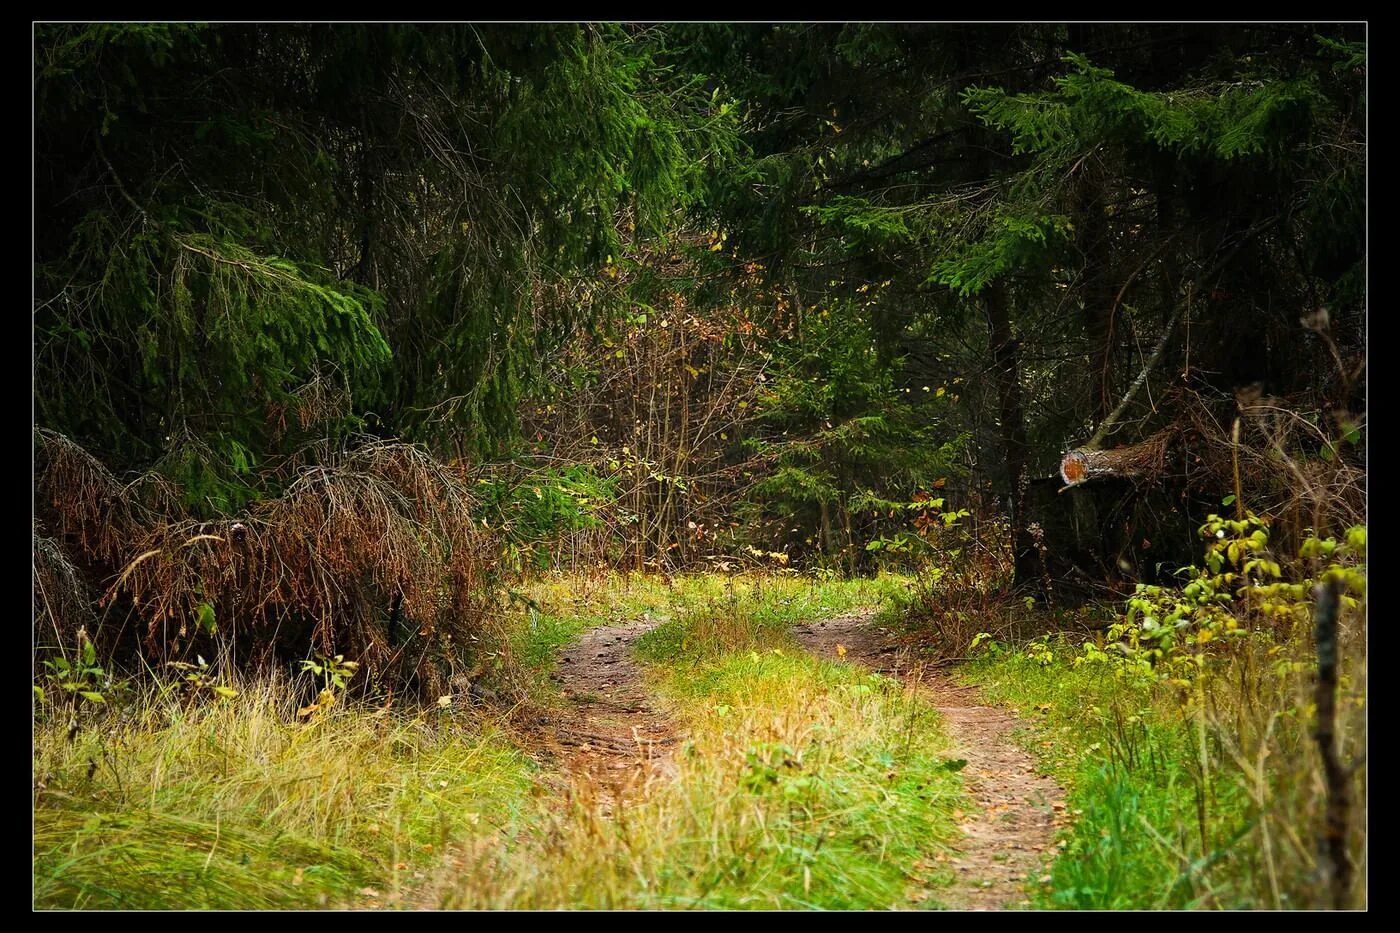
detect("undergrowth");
top-left (957, 519), bottom-right (1366, 909)
top-left (33, 679), bottom-right (533, 909)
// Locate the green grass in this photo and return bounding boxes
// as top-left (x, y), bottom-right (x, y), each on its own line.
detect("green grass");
top-left (35, 571), bottom-right (956, 911)
top-left (34, 681), bottom-right (535, 909)
top-left (514, 570), bottom-right (909, 685)
top-left (962, 635), bottom-right (1365, 910)
top-left (438, 570), bottom-right (965, 909)
top-left (634, 571), bottom-right (910, 661)
top-left (509, 573), bottom-right (675, 672)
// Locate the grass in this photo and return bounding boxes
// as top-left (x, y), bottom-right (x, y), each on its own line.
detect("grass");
top-left (508, 572), bottom-right (679, 680)
top-left (513, 570), bottom-right (910, 689)
top-left (38, 565), bottom-right (1364, 911)
top-left (961, 632), bottom-right (1366, 910)
top-left (34, 679), bottom-right (535, 910)
top-left (35, 570), bottom-right (959, 911)
top-left (436, 571), bottom-right (966, 909)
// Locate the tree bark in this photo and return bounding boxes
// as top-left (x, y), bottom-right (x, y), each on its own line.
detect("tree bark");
top-left (1067, 24), bottom-right (1117, 425)
top-left (985, 284), bottom-right (1041, 589)
top-left (1077, 173), bottom-right (1117, 425)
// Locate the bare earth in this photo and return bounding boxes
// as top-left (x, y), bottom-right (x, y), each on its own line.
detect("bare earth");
top-left (793, 611), bottom-right (1065, 911)
top-left (529, 608), bottom-right (1064, 909)
top-left (532, 618), bottom-right (679, 810)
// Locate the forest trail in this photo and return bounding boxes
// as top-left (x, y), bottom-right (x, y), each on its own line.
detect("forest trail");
top-left (530, 618), bottom-right (679, 810)
top-left (793, 611), bottom-right (1065, 911)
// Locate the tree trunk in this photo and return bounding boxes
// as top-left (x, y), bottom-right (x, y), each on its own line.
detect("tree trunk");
top-left (986, 285), bottom-right (1042, 589)
top-left (1077, 173), bottom-right (1117, 425)
top-left (1067, 24), bottom-right (1117, 425)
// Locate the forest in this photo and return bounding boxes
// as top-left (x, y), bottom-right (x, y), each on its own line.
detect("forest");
top-left (33, 22), bottom-right (1365, 911)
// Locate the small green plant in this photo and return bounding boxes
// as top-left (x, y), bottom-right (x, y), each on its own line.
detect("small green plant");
top-left (1024, 635), bottom-right (1055, 667)
top-left (968, 631), bottom-right (1001, 656)
top-left (38, 632), bottom-right (107, 710)
top-left (297, 653), bottom-right (360, 718)
top-left (967, 510), bottom-right (1367, 909)
top-left (864, 492), bottom-right (974, 576)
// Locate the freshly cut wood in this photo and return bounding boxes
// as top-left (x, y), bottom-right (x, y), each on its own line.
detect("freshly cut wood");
top-left (1060, 430), bottom-right (1171, 487)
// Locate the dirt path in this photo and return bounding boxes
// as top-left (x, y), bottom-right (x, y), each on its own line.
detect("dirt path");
top-left (793, 611), bottom-right (1064, 911)
top-left (530, 619), bottom-right (679, 810)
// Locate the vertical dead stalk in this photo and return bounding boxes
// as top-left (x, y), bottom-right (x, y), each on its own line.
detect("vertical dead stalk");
top-left (1311, 578), bottom-right (1351, 908)
top-left (1231, 417), bottom-right (1244, 521)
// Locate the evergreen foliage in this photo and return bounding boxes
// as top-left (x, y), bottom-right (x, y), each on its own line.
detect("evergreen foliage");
top-left (36, 24), bottom-right (738, 506)
top-left (745, 304), bottom-right (964, 568)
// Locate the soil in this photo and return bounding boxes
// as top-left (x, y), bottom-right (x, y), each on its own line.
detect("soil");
top-left (524, 607), bottom-right (1065, 910)
top-left (529, 618), bottom-right (679, 811)
top-left (793, 610), bottom-right (1066, 911)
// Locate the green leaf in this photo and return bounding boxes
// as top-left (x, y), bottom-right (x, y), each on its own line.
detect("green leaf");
top-left (1221, 494), bottom-right (1237, 506)
top-left (79, 691), bottom-right (106, 704)
top-left (196, 602), bottom-right (217, 635)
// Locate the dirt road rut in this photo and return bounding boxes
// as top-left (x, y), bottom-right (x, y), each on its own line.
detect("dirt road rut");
top-left (794, 611), bottom-right (1064, 911)
top-left (533, 618), bottom-right (678, 809)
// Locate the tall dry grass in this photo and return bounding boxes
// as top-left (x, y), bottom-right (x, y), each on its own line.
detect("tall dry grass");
top-left (35, 429), bottom-right (514, 698)
top-left (34, 675), bottom-right (533, 909)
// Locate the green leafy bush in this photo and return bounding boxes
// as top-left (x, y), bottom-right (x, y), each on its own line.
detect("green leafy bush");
top-left (1079, 513), bottom-right (1366, 683)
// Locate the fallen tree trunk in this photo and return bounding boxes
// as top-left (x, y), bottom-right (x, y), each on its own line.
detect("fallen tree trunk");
top-left (1060, 429), bottom-right (1173, 488)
